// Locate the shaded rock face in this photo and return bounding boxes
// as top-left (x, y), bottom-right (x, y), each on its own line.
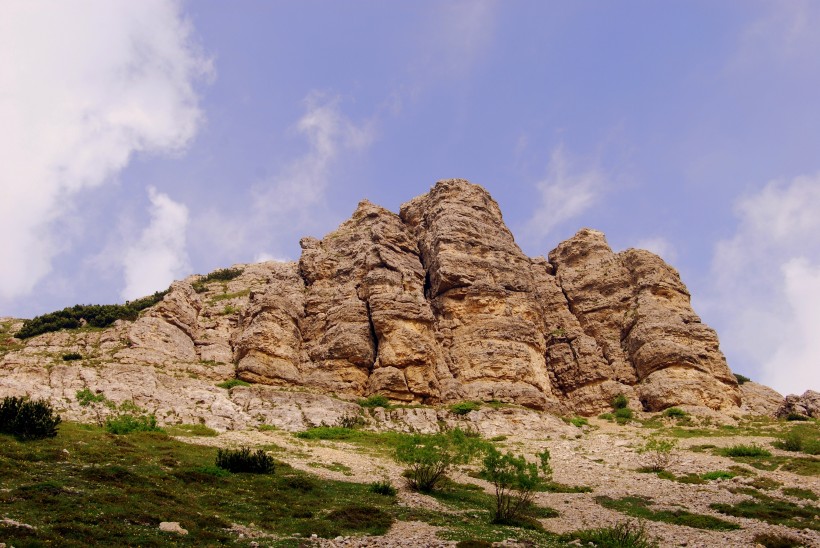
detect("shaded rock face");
top-left (777, 390), bottom-right (820, 418)
top-left (1, 179), bottom-right (742, 417)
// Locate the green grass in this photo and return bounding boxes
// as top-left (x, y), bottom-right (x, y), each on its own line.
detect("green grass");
top-left (719, 443), bottom-right (772, 457)
top-left (562, 521), bottom-right (659, 548)
top-left (0, 423), bottom-right (416, 545)
top-left (711, 490), bottom-right (820, 531)
top-left (781, 487), bottom-right (818, 501)
top-left (216, 379), bottom-right (251, 389)
top-left (209, 289), bottom-right (251, 303)
top-left (357, 394), bottom-right (391, 408)
top-left (700, 470), bottom-right (737, 481)
top-left (596, 496), bottom-right (739, 531)
top-left (450, 401), bottom-right (481, 415)
top-left (165, 423), bottom-right (219, 437)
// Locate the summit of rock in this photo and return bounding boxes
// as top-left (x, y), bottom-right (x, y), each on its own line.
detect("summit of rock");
top-left (1, 179), bottom-right (746, 428)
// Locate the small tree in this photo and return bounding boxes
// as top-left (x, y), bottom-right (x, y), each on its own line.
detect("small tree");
top-left (638, 438), bottom-right (678, 472)
top-left (482, 447), bottom-right (552, 524)
top-left (394, 428), bottom-right (483, 492)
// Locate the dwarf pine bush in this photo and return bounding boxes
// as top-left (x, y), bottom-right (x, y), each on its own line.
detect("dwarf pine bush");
top-left (0, 396), bottom-right (61, 440)
top-left (216, 446), bottom-right (275, 474)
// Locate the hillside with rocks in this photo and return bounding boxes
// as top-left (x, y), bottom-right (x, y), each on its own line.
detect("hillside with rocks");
top-left (0, 179), bottom-right (795, 430)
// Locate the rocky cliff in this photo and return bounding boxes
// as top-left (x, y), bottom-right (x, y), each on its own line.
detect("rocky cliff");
top-left (0, 179), bottom-right (743, 426)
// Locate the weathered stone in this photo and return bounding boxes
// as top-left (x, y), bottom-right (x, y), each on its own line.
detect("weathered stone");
top-left (777, 390), bottom-right (820, 418)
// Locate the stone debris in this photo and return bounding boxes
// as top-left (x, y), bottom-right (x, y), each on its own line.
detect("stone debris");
top-left (158, 521), bottom-right (188, 535)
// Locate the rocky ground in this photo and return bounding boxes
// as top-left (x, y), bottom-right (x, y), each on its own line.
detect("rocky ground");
top-left (176, 412), bottom-right (819, 548)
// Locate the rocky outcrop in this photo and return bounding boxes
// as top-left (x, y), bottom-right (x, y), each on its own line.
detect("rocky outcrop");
top-left (1, 179), bottom-right (747, 422)
top-left (739, 381), bottom-right (783, 417)
top-left (777, 390), bottom-right (820, 419)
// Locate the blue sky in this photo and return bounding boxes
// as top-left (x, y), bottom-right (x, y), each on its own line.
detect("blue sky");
top-left (1, 1), bottom-right (819, 395)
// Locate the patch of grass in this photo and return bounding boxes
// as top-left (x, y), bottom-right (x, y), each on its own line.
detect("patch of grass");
top-left (562, 520), bottom-right (659, 548)
top-left (61, 352), bottom-right (82, 361)
top-left (450, 401), bottom-right (481, 415)
top-left (490, 435), bottom-right (507, 442)
top-left (325, 504), bottom-right (393, 535)
top-left (368, 479), bottom-right (397, 496)
top-left (748, 476), bottom-right (782, 491)
top-left (753, 532), bottom-right (805, 548)
top-left (216, 379), bottom-right (251, 389)
top-left (711, 490), bottom-right (820, 531)
top-left (192, 267), bottom-right (243, 293)
top-left (596, 496), bottom-right (740, 530)
top-left (209, 289), bottom-right (250, 303)
top-left (720, 443), bottom-right (772, 457)
top-left (569, 416), bottom-right (588, 428)
top-left (781, 487), bottom-right (818, 501)
top-left (105, 413), bottom-right (161, 435)
top-left (663, 407), bottom-right (688, 419)
top-left (358, 394), bottom-right (391, 408)
top-left (701, 470), bottom-right (736, 481)
top-left (165, 423), bottom-right (218, 437)
top-left (296, 426), bottom-right (361, 441)
top-left (614, 408), bottom-right (634, 423)
top-left (75, 388), bottom-right (106, 407)
top-left (598, 412), bottom-right (614, 420)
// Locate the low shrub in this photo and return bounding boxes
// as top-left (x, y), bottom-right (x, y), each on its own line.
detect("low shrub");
top-left (564, 520), bottom-right (659, 548)
top-left (216, 379), bottom-right (251, 389)
top-left (335, 412), bottom-right (365, 429)
top-left (663, 407), bottom-right (687, 419)
top-left (753, 532), bottom-right (804, 548)
top-left (62, 352), bottom-right (82, 361)
top-left (358, 394), bottom-right (391, 408)
top-left (785, 413), bottom-right (809, 421)
top-left (614, 407), bottom-right (634, 422)
top-left (192, 267), bottom-right (244, 293)
top-left (368, 479), bottom-right (397, 496)
top-left (569, 416), bottom-right (588, 428)
top-left (720, 444), bottom-right (772, 458)
top-left (637, 438), bottom-right (678, 472)
top-left (75, 388), bottom-right (106, 407)
top-left (612, 393), bottom-right (629, 410)
top-left (775, 430), bottom-right (804, 452)
top-left (734, 373), bottom-right (751, 385)
top-left (598, 412), bottom-right (614, 420)
top-left (105, 413), bottom-right (161, 435)
top-left (450, 401), bottom-right (481, 415)
top-left (701, 470), bottom-right (736, 481)
top-left (0, 396), bottom-right (61, 440)
top-left (215, 446), bottom-right (274, 474)
top-left (395, 428), bottom-right (486, 492)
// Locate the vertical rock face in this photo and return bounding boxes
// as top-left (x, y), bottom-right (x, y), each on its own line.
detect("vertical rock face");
top-left (1, 179), bottom-right (744, 415)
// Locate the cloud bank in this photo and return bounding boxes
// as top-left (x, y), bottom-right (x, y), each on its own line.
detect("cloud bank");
top-left (0, 0), bottom-right (209, 302)
top-left (121, 188), bottom-right (190, 301)
top-left (712, 173), bottom-right (820, 394)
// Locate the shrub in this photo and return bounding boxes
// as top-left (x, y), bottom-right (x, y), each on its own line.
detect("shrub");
top-left (663, 407), bottom-right (687, 419)
top-left (785, 413), bottom-right (809, 421)
top-left (720, 444), bottom-right (771, 458)
top-left (775, 430), bottom-right (804, 452)
top-left (565, 520), bottom-right (659, 548)
top-left (569, 416), bottom-right (588, 428)
top-left (358, 394), bottom-right (390, 408)
top-left (215, 446), bottom-right (274, 474)
top-left (598, 412), bottom-right (614, 420)
top-left (105, 413), bottom-right (161, 435)
top-left (62, 352), bottom-right (82, 361)
top-left (637, 438), bottom-right (678, 472)
top-left (395, 428), bottom-right (483, 492)
top-left (216, 379), bottom-right (251, 389)
top-left (0, 396), bottom-right (61, 440)
top-left (16, 291), bottom-right (168, 339)
top-left (335, 412), bottom-right (365, 429)
top-left (701, 470), bottom-right (736, 481)
top-left (450, 401), bottom-right (481, 415)
top-left (481, 447), bottom-right (552, 525)
top-left (734, 373), bottom-right (751, 385)
top-left (614, 407), bottom-right (634, 421)
top-left (192, 267), bottom-right (244, 292)
top-left (368, 479), bottom-right (397, 496)
top-left (753, 532), bottom-right (804, 548)
top-left (75, 388), bottom-right (107, 407)
top-left (612, 393), bottom-right (629, 410)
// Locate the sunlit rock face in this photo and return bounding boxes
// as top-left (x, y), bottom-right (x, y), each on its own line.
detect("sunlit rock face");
top-left (1, 179), bottom-right (742, 419)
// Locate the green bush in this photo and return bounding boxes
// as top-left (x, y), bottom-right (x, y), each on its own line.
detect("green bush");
top-left (598, 412), bottom-right (614, 420)
top-left (75, 388), bottom-right (106, 407)
top-left (450, 401), bottom-right (481, 415)
top-left (16, 291), bottom-right (168, 339)
top-left (368, 479), bottom-right (397, 496)
top-left (775, 430), bottom-right (804, 452)
top-left (215, 446), bottom-right (274, 474)
top-left (216, 379), bottom-right (251, 389)
top-left (663, 407), bottom-right (687, 418)
top-left (565, 520), bottom-right (659, 548)
top-left (481, 447), bottom-right (552, 524)
top-left (569, 416), bottom-right (588, 428)
top-left (358, 394), bottom-right (390, 408)
top-left (0, 396), bottom-right (61, 440)
top-left (62, 352), bottom-right (82, 361)
top-left (701, 470), bottom-right (736, 481)
top-left (614, 407), bottom-right (634, 421)
top-left (734, 373), bottom-right (751, 385)
top-left (612, 393), bottom-right (629, 410)
top-left (192, 267), bottom-right (244, 292)
top-left (785, 413), bottom-right (809, 421)
top-left (105, 413), bottom-right (161, 435)
top-left (720, 444), bottom-right (771, 458)
top-left (395, 428), bottom-right (485, 492)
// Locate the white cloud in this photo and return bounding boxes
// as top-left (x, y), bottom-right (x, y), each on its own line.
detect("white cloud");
top-left (121, 187), bottom-right (190, 300)
top-left (634, 237), bottom-right (677, 263)
top-left (0, 0), bottom-right (210, 302)
top-left (525, 145), bottom-right (606, 242)
top-left (711, 173), bottom-right (820, 394)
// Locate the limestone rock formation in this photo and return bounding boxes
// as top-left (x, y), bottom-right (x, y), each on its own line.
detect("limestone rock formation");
top-left (777, 390), bottom-right (820, 419)
top-left (0, 179), bottom-right (746, 426)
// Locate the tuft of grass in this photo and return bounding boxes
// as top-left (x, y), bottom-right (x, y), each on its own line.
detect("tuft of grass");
top-left (296, 426), bottom-right (360, 441)
top-left (701, 470), bottom-right (736, 481)
top-left (614, 407), bottom-right (634, 423)
top-left (663, 407), bottom-right (687, 419)
top-left (569, 416), bottom-right (588, 428)
top-left (711, 490), bottom-right (820, 531)
top-left (562, 520), bottom-right (659, 548)
top-left (720, 444), bottom-right (772, 457)
top-left (105, 413), bottom-right (161, 435)
top-left (75, 388), bottom-right (107, 407)
top-left (598, 412), bottom-right (614, 420)
top-left (753, 532), bottom-right (805, 548)
top-left (450, 401), bottom-right (481, 415)
top-left (216, 379), bottom-right (251, 389)
top-left (596, 495), bottom-right (739, 530)
top-left (358, 394), bottom-right (391, 408)
top-left (165, 423), bottom-right (218, 437)
top-left (368, 479), bottom-right (397, 496)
